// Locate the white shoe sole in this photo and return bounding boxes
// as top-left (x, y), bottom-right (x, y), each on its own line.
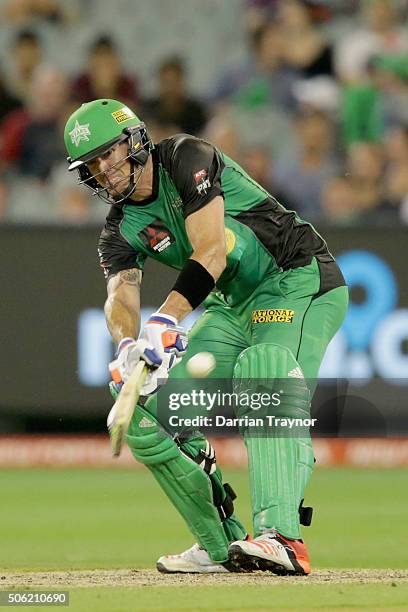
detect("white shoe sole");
top-left (156, 559), bottom-right (228, 574)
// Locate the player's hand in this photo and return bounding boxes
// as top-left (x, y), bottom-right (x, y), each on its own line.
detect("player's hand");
top-left (109, 313), bottom-right (187, 388)
top-left (109, 351), bottom-right (178, 401)
top-left (142, 312), bottom-right (188, 361)
top-left (109, 336), bottom-right (162, 386)
top-left (139, 313), bottom-right (187, 394)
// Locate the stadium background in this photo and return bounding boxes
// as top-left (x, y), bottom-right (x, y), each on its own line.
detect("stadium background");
top-left (1, 0), bottom-right (408, 451)
top-left (0, 2), bottom-right (407, 606)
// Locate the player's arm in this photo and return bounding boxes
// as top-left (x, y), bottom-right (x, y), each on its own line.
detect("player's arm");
top-left (155, 136), bottom-right (226, 322)
top-left (124, 137), bottom-right (223, 381)
top-left (106, 265), bottom-right (178, 387)
top-left (98, 205), bottom-right (146, 347)
top-left (104, 267), bottom-right (142, 345)
top-left (159, 195), bottom-right (226, 321)
top-left (106, 263), bottom-right (187, 390)
top-left (98, 209), bottom-right (165, 386)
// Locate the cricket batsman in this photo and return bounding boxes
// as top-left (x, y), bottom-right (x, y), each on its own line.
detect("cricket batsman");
top-left (64, 99), bottom-right (348, 575)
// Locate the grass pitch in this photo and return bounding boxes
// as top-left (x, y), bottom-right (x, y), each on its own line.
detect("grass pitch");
top-left (0, 467), bottom-right (406, 610)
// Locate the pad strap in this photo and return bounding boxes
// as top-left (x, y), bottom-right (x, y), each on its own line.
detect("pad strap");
top-left (175, 435), bottom-right (237, 523)
top-left (177, 437), bottom-right (217, 475)
top-left (217, 483), bottom-right (237, 521)
top-left (299, 499), bottom-right (313, 526)
top-left (195, 440), bottom-right (217, 475)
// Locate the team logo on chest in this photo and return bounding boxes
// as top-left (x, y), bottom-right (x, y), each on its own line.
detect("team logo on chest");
top-left (193, 168), bottom-right (211, 195)
top-left (138, 221), bottom-right (175, 253)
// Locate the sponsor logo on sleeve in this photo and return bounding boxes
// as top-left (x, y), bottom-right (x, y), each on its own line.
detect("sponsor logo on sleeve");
top-left (225, 228), bottom-right (236, 254)
top-left (111, 107), bottom-right (136, 124)
top-left (139, 221), bottom-right (175, 253)
top-left (193, 168), bottom-right (211, 195)
top-left (252, 309), bottom-right (295, 324)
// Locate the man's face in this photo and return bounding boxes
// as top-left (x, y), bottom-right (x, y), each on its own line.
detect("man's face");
top-left (87, 142), bottom-right (132, 196)
top-left (15, 40), bottom-right (42, 73)
top-left (159, 66), bottom-right (184, 97)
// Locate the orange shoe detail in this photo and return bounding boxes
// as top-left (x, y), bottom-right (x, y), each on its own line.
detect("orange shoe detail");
top-left (253, 539), bottom-right (280, 557)
top-left (278, 534), bottom-right (311, 575)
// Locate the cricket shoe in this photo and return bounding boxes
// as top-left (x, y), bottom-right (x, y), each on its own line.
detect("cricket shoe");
top-left (157, 543), bottom-right (231, 574)
top-left (228, 531), bottom-right (311, 575)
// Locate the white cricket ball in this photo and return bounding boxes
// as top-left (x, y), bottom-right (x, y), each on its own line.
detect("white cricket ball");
top-left (186, 352), bottom-right (216, 378)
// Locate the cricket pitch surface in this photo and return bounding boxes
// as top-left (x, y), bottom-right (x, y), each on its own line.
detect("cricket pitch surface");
top-left (2, 568), bottom-right (408, 587)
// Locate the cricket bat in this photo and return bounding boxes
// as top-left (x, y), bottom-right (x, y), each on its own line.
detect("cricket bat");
top-left (108, 360), bottom-right (148, 457)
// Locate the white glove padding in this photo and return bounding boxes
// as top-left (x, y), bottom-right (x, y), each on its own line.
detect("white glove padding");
top-left (106, 354), bottom-right (173, 431)
top-left (143, 312), bottom-right (188, 362)
top-left (109, 337), bottom-right (163, 385)
top-left (109, 313), bottom-right (187, 386)
top-left (140, 352), bottom-right (180, 396)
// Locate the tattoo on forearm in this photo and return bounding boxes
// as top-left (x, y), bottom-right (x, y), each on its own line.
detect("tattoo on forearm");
top-left (118, 269), bottom-right (141, 286)
top-left (105, 268), bottom-right (141, 343)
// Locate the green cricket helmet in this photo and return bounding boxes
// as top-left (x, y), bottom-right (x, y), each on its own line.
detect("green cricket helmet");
top-left (64, 99), bottom-right (153, 204)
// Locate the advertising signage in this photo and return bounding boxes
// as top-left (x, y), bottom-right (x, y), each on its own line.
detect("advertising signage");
top-left (1, 227), bottom-right (407, 427)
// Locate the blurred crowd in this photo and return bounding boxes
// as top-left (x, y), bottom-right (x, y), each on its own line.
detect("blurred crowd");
top-left (0, 0), bottom-right (408, 225)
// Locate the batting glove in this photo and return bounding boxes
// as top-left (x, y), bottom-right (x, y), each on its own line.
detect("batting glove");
top-left (143, 312), bottom-right (188, 360)
top-left (109, 349), bottom-right (179, 401)
top-left (109, 313), bottom-right (187, 388)
top-left (109, 336), bottom-right (162, 386)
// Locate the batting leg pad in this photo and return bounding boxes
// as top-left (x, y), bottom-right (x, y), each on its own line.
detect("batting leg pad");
top-left (177, 433), bottom-right (247, 543)
top-left (126, 406), bottom-right (229, 563)
top-left (233, 343), bottom-right (314, 540)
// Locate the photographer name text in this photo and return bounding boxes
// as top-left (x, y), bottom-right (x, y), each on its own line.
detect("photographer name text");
top-left (168, 415), bottom-right (317, 428)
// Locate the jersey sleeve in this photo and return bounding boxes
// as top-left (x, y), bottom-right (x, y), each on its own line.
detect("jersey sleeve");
top-left (97, 206), bottom-right (146, 282)
top-left (169, 136), bottom-right (225, 218)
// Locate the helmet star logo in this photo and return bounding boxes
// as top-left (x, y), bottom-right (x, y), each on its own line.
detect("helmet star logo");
top-left (69, 120), bottom-right (91, 147)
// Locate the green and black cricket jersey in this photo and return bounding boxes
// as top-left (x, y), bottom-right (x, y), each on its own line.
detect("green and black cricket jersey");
top-left (98, 135), bottom-right (344, 305)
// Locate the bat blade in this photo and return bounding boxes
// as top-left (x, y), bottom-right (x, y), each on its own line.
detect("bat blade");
top-left (109, 360), bottom-right (148, 457)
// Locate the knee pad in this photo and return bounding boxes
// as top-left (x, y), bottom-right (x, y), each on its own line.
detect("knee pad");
top-left (234, 342), bottom-right (302, 380)
top-left (126, 405), bottom-right (180, 466)
top-left (233, 343), bottom-right (310, 419)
